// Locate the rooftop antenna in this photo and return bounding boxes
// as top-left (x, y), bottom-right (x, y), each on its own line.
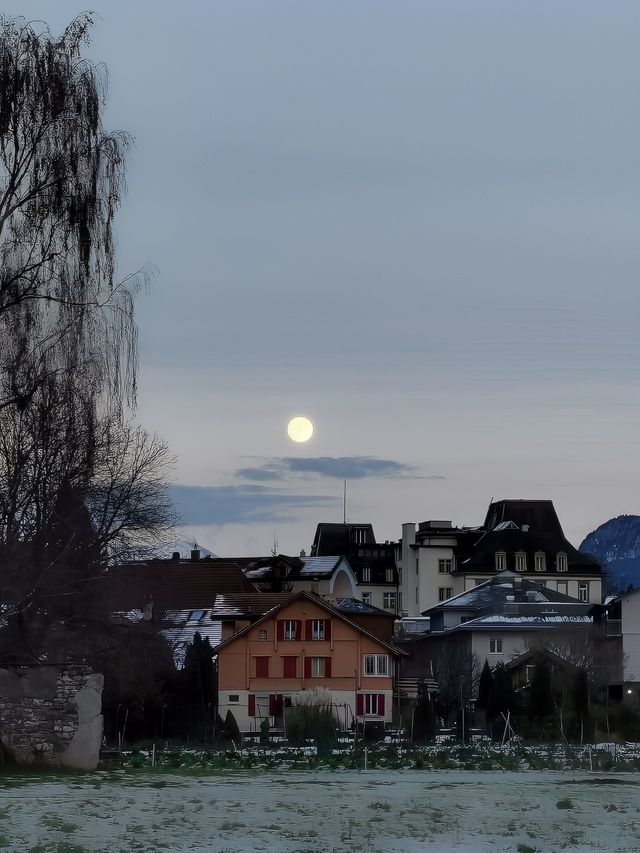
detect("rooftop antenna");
top-left (343, 480), bottom-right (347, 524)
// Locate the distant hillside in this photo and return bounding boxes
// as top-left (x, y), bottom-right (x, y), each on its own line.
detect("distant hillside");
top-left (580, 515), bottom-right (640, 596)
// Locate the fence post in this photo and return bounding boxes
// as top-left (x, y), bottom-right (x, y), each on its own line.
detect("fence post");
top-left (364, 746), bottom-right (368, 771)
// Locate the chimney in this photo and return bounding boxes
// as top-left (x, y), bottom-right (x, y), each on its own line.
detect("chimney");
top-left (191, 548), bottom-right (201, 562)
top-left (300, 549), bottom-right (307, 557)
top-left (522, 524), bottom-right (530, 532)
top-left (172, 551), bottom-right (181, 561)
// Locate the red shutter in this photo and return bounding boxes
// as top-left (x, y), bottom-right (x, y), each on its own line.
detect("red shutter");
top-left (248, 694), bottom-right (256, 717)
top-left (283, 656), bottom-right (296, 678)
top-left (256, 656), bottom-right (269, 678)
top-left (324, 620), bottom-right (331, 642)
top-left (269, 694), bottom-right (277, 716)
top-left (324, 657), bottom-right (332, 678)
top-left (295, 620), bottom-right (302, 640)
top-left (304, 656), bottom-right (312, 678)
top-left (277, 620), bottom-right (284, 642)
top-left (305, 620), bottom-right (313, 641)
top-left (356, 694), bottom-right (364, 716)
top-left (378, 694), bottom-right (385, 717)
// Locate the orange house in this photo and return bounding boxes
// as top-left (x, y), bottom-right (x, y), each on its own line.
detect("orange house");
top-left (214, 591), bottom-right (403, 732)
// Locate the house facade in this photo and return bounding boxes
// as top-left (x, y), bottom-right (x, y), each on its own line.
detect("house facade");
top-left (215, 592), bottom-right (402, 732)
top-left (397, 500), bottom-right (603, 616)
top-left (310, 523), bottom-right (400, 614)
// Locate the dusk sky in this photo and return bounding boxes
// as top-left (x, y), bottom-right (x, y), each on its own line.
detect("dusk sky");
top-left (14, 2), bottom-right (640, 555)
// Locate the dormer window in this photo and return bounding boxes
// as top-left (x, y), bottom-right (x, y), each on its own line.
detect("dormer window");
top-left (495, 551), bottom-right (507, 571)
top-left (515, 552), bottom-right (527, 573)
top-left (556, 552), bottom-right (568, 572)
top-left (535, 552), bottom-right (546, 572)
top-left (362, 567), bottom-right (371, 582)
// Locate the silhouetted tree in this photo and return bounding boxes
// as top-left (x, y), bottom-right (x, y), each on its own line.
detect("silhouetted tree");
top-left (476, 660), bottom-right (493, 712)
top-left (528, 658), bottom-right (555, 720)
top-left (0, 16), bottom-right (173, 664)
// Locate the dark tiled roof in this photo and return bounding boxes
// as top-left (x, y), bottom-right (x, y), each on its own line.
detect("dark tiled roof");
top-left (423, 571), bottom-right (593, 617)
top-left (105, 558), bottom-right (256, 610)
top-left (311, 523), bottom-right (376, 555)
top-left (455, 528), bottom-right (600, 574)
top-left (335, 597), bottom-right (391, 616)
top-left (484, 500), bottom-right (564, 534)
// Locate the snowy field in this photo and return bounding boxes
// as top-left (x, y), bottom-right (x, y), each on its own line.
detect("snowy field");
top-left (1, 769), bottom-right (640, 852)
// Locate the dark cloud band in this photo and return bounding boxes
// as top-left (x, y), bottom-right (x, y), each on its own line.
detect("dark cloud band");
top-left (170, 484), bottom-right (334, 525)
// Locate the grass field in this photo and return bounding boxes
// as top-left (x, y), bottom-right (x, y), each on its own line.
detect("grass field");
top-left (1, 768), bottom-right (639, 851)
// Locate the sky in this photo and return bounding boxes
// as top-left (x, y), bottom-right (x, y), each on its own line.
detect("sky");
top-left (11, 1), bottom-right (640, 555)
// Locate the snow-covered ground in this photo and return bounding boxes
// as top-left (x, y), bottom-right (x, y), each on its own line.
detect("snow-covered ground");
top-left (1, 769), bottom-right (639, 851)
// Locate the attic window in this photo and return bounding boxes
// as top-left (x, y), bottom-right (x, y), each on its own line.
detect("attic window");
top-left (362, 568), bottom-right (371, 582)
top-left (189, 610), bottom-right (205, 622)
top-left (353, 528), bottom-right (367, 544)
top-left (495, 551), bottom-right (507, 572)
top-left (535, 552), bottom-right (546, 572)
top-left (515, 552), bottom-right (527, 572)
top-left (556, 553), bottom-right (568, 572)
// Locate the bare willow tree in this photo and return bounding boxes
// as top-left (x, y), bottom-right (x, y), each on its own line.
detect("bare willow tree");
top-left (0, 16), bottom-right (174, 662)
top-left (0, 14), bottom-right (143, 412)
top-left (0, 375), bottom-right (175, 660)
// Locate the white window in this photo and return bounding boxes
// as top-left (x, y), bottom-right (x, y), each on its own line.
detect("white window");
top-left (311, 619), bottom-right (325, 640)
top-left (311, 657), bottom-right (326, 677)
top-left (495, 551), bottom-right (506, 571)
top-left (354, 528), bottom-right (367, 544)
top-left (362, 567), bottom-right (371, 582)
top-left (383, 592), bottom-right (396, 610)
top-left (362, 592), bottom-right (371, 604)
top-left (557, 553), bottom-right (568, 572)
top-left (364, 694), bottom-right (380, 715)
top-left (438, 587), bottom-right (453, 601)
top-left (578, 582), bottom-right (589, 602)
top-left (515, 552), bottom-right (527, 572)
top-left (535, 552), bottom-right (546, 572)
top-left (385, 568), bottom-right (394, 583)
top-left (364, 654), bottom-right (388, 676)
top-left (284, 619), bottom-right (297, 640)
top-left (438, 559), bottom-right (453, 574)
top-left (489, 638), bottom-right (503, 654)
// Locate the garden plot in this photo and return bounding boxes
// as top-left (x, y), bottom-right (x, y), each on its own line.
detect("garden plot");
top-left (1, 769), bottom-right (639, 852)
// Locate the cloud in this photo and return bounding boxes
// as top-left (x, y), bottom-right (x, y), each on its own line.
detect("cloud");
top-left (236, 456), bottom-right (439, 481)
top-left (170, 484), bottom-right (334, 525)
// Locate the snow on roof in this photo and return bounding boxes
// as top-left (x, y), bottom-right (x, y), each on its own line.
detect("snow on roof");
top-left (299, 556), bottom-right (344, 575)
top-left (161, 610), bottom-right (223, 666)
top-left (459, 614), bottom-right (592, 628)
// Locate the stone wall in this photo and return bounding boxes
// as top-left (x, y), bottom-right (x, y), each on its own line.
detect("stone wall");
top-left (0, 665), bottom-right (104, 770)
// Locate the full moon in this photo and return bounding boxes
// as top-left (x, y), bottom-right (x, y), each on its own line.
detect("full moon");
top-left (287, 416), bottom-right (314, 443)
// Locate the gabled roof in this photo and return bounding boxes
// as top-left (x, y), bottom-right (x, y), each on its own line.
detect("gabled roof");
top-left (502, 647), bottom-right (580, 672)
top-left (211, 590), bottom-right (406, 657)
top-left (422, 571), bottom-right (590, 616)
